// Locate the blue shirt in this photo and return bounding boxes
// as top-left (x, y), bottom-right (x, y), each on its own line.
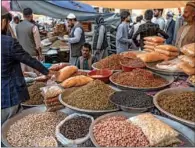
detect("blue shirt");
top-left (116, 22), bottom-right (131, 53)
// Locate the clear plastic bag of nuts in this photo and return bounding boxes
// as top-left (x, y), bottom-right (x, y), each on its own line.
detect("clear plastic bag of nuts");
top-left (55, 113), bottom-right (94, 146)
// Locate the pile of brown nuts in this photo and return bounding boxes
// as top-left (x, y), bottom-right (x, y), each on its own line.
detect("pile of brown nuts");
top-left (93, 116), bottom-right (149, 147)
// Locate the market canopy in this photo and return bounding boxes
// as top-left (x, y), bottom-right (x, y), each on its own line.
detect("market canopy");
top-left (10, 0), bottom-right (100, 21)
top-left (81, 1), bottom-right (187, 9)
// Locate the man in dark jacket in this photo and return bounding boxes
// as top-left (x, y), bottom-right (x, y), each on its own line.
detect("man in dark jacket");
top-left (165, 11), bottom-right (175, 45)
top-left (133, 9), bottom-right (169, 50)
top-left (93, 15), bottom-right (108, 61)
top-left (1, 7), bottom-right (52, 124)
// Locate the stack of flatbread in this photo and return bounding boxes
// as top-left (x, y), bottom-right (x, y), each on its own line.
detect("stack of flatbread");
top-left (143, 36), bottom-right (165, 52)
top-left (179, 43), bottom-right (195, 75)
top-left (129, 113), bottom-right (181, 147)
top-left (154, 45), bottom-right (179, 59)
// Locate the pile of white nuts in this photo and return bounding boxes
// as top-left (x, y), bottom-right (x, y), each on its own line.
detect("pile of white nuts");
top-left (7, 112), bottom-right (66, 147)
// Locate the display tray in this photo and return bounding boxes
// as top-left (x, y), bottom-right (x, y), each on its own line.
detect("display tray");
top-left (91, 62), bottom-right (121, 73)
top-left (146, 61), bottom-right (186, 76)
top-left (109, 72), bottom-right (174, 91)
top-left (59, 85), bottom-right (121, 115)
top-left (110, 99), bottom-right (154, 113)
top-left (1, 106), bottom-right (75, 147)
top-left (89, 111), bottom-right (195, 147)
top-left (153, 87), bottom-right (195, 128)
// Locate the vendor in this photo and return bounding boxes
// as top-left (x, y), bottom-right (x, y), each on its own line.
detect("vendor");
top-left (1, 6), bottom-right (52, 125)
top-left (175, 1), bottom-right (195, 49)
top-left (77, 43), bottom-right (97, 70)
top-left (64, 13), bottom-right (85, 66)
top-left (16, 8), bottom-right (43, 73)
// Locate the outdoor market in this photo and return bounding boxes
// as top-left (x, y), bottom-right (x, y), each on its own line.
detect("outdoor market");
top-left (1, 0), bottom-right (195, 147)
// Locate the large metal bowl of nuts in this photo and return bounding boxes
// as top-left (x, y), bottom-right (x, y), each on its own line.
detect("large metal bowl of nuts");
top-left (153, 87), bottom-right (195, 128)
top-left (1, 106), bottom-right (75, 147)
top-left (89, 112), bottom-right (195, 147)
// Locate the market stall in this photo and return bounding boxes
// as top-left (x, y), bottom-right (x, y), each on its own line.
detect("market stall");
top-left (2, 39), bottom-right (195, 147)
top-left (2, 1), bottom-right (195, 147)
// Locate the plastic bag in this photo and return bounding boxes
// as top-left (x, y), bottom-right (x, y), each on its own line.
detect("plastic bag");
top-left (181, 43), bottom-right (195, 56)
top-left (55, 113), bottom-right (94, 146)
top-left (41, 85), bottom-right (64, 99)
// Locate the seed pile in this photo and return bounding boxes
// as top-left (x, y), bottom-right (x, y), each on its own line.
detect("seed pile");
top-left (60, 116), bottom-right (92, 140)
top-left (36, 137), bottom-right (57, 147)
top-left (93, 116), bottom-right (150, 147)
top-left (111, 69), bottom-right (168, 88)
top-left (7, 112), bottom-right (66, 147)
top-left (120, 57), bottom-right (145, 68)
top-left (62, 80), bottom-right (116, 110)
top-left (24, 82), bottom-right (45, 105)
top-left (110, 90), bottom-right (153, 108)
top-left (95, 54), bottom-right (122, 70)
top-left (158, 92), bottom-right (195, 122)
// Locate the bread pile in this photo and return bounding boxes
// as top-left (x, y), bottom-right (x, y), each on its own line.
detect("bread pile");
top-left (129, 113), bottom-right (181, 146)
top-left (41, 85), bottom-right (65, 112)
top-left (143, 36), bottom-right (165, 52)
top-left (53, 65), bottom-right (93, 88)
top-left (155, 45), bottom-right (179, 59)
top-left (137, 52), bottom-right (169, 63)
top-left (179, 43), bottom-right (195, 75)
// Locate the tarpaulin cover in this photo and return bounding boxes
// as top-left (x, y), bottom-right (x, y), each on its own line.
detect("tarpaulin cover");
top-left (10, 0), bottom-right (100, 21)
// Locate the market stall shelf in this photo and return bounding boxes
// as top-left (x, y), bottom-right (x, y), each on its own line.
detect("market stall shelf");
top-left (1, 106), bottom-right (75, 147)
top-left (153, 87), bottom-right (195, 128)
top-left (89, 112), bottom-right (195, 147)
top-left (146, 61), bottom-right (186, 76)
top-left (110, 71), bottom-right (174, 91)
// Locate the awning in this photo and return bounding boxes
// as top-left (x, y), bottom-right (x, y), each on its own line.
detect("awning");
top-left (81, 1), bottom-right (187, 9)
top-left (10, 0), bottom-right (98, 21)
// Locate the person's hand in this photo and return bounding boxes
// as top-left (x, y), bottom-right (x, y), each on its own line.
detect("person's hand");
top-left (46, 70), bottom-right (58, 80)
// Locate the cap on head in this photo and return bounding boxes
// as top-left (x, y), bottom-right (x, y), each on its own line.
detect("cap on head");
top-left (167, 11), bottom-right (174, 17)
top-left (67, 13), bottom-right (76, 19)
top-left (23, 8), bottom-right (33, 16)
top-left (2, 6), bottom-right (9, 16)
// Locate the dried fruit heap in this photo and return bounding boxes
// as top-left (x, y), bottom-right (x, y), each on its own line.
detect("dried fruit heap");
top-left (93, 116), bottom-right (149, 147)
top-left (158, 92), bottom-right (195, 122)
top-left (7, 112), bottom-right (66, 147)
top-left (111, 69), bottom-right (168, 88)
top-left (62, 80), bottom-right (116, 110)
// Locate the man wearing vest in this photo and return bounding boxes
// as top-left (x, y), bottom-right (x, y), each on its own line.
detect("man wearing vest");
top-left (64, 13), bottom-right (85, 66)
top-left (77, 43), bottom-right (97, 70)
top-left (16, 8), bottom-right (43, 73)
top-left (93, 15), bottom-right (108, 61)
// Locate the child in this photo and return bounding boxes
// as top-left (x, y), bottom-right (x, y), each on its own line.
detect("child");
top-left (77, 43), bottom-right (97, 70)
